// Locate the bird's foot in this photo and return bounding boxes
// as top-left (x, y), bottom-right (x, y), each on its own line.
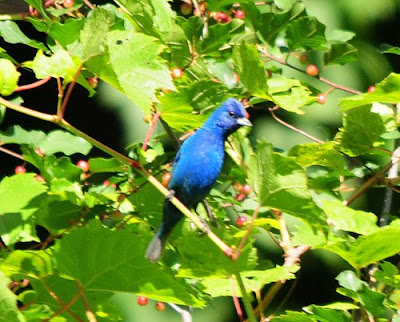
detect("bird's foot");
top-left (198, 217), bottom-right (210, 236)
top-left (166, 190), bottom-right (175, 201)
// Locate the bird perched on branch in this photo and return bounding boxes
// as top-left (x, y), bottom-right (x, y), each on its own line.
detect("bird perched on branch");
top-left (145, 98), bottom-right (252, 262)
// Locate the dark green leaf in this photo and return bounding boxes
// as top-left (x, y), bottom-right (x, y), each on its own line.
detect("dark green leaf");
top-left (249, 141), bottom-right (326, 225)
top-left (324, 43), bottom-right (358, 66)
top-left (0, 125), bottom-right (46, 145)
top-left (374, 262), bottom-right (400, 289)
top-left (286, 16), bottom-right (326, 51)
top-left (0, 21), bottom-right (46, 50)
top-left (304, 303), bottom-right (353, 322)
top-left (88, 158), bottom-right (125, 173)
top-left (271, 311), bottom-right (317, 321)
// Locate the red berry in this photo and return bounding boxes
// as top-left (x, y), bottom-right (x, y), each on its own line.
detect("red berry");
top-left (240, 184), bottom-right (252, 195)
top-left (236, 216), bottom-right (247, 227)
top-left (235, 193), bottom-right (246, 202)
top-left (180, 3), bottom-right (192, 15)
top-left (234, 10), bottom-right (245, 19)
top-left (214, 12), bottom-right (231, 23)
top-left (104, 180), bottom-right (110, 186)
top-left (87, 77), bottom-right (98, 89)
top-left (137, 296), bottom-right (149, 306)
top-left (63, 0), bottom-right (74, 8)
top-left (171, 67), bottom-right (183, 79)
top-left (316, 93), bottom-right (327, 104)
top-left (155, 301), bottom-right (166, 311)
top-left (15, 166), bottom-right (26, 174)
top-left (161, 172), bottom-right (172, 187)
top-left (306, 64), bottom-right (319, 77)
top-left (77, 160), bottom-right (90, 173)
top-left (367, 86), bottom-right (376, 93)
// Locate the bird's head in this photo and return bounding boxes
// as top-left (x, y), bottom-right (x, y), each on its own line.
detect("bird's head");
top-left (207, 98), bottom-right (252, 137)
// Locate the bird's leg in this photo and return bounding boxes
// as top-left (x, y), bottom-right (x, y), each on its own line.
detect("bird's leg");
top-left (194, 207), bottom-right (210, 236)
top-left (166, 190), bottom-right (175, 201)
top-left (202, 200), bottom-right (219, 228)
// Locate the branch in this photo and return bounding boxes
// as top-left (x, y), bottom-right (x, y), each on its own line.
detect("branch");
top-left (74, 281), bottom-right (97, 322)
top-left (14, 76), bottom-right (51, 92)
top-left (142, 110), bottom-right (161, 151)
top-left (230, 276), bottom-right (244, 322)
top-left (168, 303), bottom-right (192, 322)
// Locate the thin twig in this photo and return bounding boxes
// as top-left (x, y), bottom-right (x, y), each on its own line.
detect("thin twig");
top-left (234, 270), bottom-right (257, 322)
top-left (269, 106), bottom-right (324, 143)
top-left (230, 276), bottom-right (244, 322)
top-left (58, 66), bottom-right (83, 119)
top-left (83, 0), bottom-right (96, 10)
top-left (168, 303), bottom-right (192, 322)
top-left (142, 111), bottom-right (161, 151)
top-left (14, 76), bottom-right (51, 92)
top-left (74, 281), bottom-right (97, 322)
top-left (232, 205), bottom-right (260, 260)
top-left (0, 144), bottom-right (25, 161)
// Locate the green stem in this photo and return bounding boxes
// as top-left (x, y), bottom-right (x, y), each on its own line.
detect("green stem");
top-left (234, 269), bottom-right (256, 322)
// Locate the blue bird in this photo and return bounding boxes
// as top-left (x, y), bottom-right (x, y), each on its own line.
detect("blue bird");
top-left (145, 98), bottom-right (252, 261)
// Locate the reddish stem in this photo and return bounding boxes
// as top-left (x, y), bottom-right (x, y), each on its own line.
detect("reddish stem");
top-left (230, 276), bottom-right (244, 322)
top-left (15, 77), bottom-right (52, 92)
top-left (142, 111), bottom-right (161, 151)
top-left (58, 66), bottom-right (82, 120)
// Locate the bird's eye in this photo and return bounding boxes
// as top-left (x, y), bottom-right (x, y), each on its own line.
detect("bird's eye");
top-left (229, 111), bottom-right (236, 117)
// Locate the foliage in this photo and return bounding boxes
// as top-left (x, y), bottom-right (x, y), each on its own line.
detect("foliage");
top-left (0, 0), bottom-right (399, 321)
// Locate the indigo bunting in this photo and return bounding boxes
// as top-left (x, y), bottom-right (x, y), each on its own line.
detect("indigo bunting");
top-left (145, 98), bottom-right (252, 261)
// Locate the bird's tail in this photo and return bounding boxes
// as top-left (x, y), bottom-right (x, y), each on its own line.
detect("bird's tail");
top-left (145, 201), bottom-right (183, 262)
top-left (145, 227), bottom-right (169, 262)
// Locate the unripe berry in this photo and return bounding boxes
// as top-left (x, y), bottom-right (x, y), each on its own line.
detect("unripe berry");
top-left (87, 77), bottom-right (98, 89)
top-left (15, 166), bottom-right (26, 174)
top-left (77, 160), bottom-right (90, 173)
top-left (367, 86), bottom-right (376, 93)
top-left (137, 296), bottom-right (148, 306)
top-left (299, 54), bottom-right (308, 64)
top-left (306, 64), bottom-right (319, 77)
top-left (155, 301), bottom-right (166, 311)
top-left (180, 3), bottom-right (192, 15)
top-left (34, 174), bottom-right (46, 182)
top-left (161, 172), bottom-right (172, 187)
top-left (171, 67), bottom-right (183, 79)
top-left (316, 93), bottom-right (327, 104)
top-left (236, 216), bottom-right (248, 227)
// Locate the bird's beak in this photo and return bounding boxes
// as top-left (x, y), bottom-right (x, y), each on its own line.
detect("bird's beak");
top-left (237, 117), bottom-right (252, 127)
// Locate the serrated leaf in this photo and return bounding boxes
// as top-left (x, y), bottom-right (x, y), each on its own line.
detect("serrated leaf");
top-left (38, 130), bottom-right (92, 156)
top-left (286, 16), bottom-right (327, 51)
top-left (0, 174), bottom-right (47, 245)
top-left (0, 271), bottom-right (25, 322)
top-left (304, 304), bottom-right (352, 322)
top-left (54, 221), bottom-right (205, 307)
top-left (335, 105), bottom-right (385, 156)
top-left (267, 77), bottom-right (315, 113)
top-left (107, 30), bottom-right (174, 113)
top-left (0, 20), bottom-right (46, 50)
top-left (321, 200), bottom-right (378, 235)
top-left (288, 142), bottom-right (345, 171)
top-left (31, 49), bottom-right (81, 82)
top-left (381, 46), bottom-right (400, 55)
top-left (233, 42), bottom-right (268, 97)
top-left (0, 125), bottom-right (46, 145)
top-left (341, 73), bottom-right (400, 110)
top-left (0, 58), bottom-right (20, 96)
top-left (80, 8), bottom-right (115, 60)
top-left (324, 43), bottom-right (358, 66)
top-left (88, 158), bottom-right (125, 173)
top-left (325, 227), bottom-right (400, 269)
top-left (374, 262), bottom-right (400, 289)
top-left (336, 270), bottom-right (386, 318)
top-left (48, 18), bottom-right (85, 47)
top-left (271, 311), bottom-right (317, 321)
top-left (249, 141), bottom-right (326, 225)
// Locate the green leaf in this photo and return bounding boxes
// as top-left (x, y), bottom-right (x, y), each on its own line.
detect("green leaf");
top-left (54, 221), bottom-right (205, 307)
top-left (88, 158), bottom-right (125, 173)
top-left (0, 125), bottom-right (46, 145)
top-left (334, 105), bottom-right (385, 156)
top-left (206, 0), bottom-right (253, 11)
top-left (341, 73), bottom-right (400, 110)
top-left (201, 19), bottom-right (245, 53)
top-left (249, 141), bottom-right (326, 225)
top-left (80, 8), bottom-right (115, 60)
top-left (325, 227), bottom-right (400, 269)
top-left (106, 30), bottom-right (175, 113)
top-left (0, 21), bottom-right (46, 50)
top-left (336, 270), bottom-right (386, 318)
top-left (288, 142), bottom-right (345, 171)
top-left (233, 42), bottom-right (268, 97)
top-left (0, 271), bottom-right (25, 322)
top-left (0, 59), bottom-right (20, 96)
top-left (324, 43), bottom-right (358, 66)
top-left (267, 77), bottom-right (315, 114)
top-left (326, 29), bottom-right (355, 42)
top-left (271, 311), bottom-right (317, 321)
top-left (48, 18), bottom-right (85, 47)
top-left (320, 200), bottom-right (378, 235)
top-left (286, 16), bottom-right (327, 51)
top-left (274, 0), bottom-right (296, 11)
top-left (31, 49), bottom-right (81, 82)
top-left (381, 46), bottom-right (400, 55)
top-left (374, 262), bottom-right (400, 289)
top-left (304, 304), bottom-right (353, 322)
top-left (0, 174), bottom-right (47, 245)
top-left (38, 130), bottom-right (92, 156)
